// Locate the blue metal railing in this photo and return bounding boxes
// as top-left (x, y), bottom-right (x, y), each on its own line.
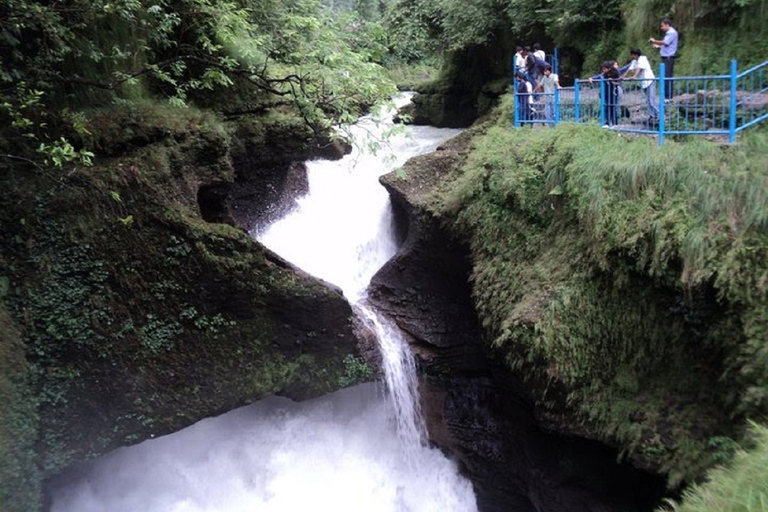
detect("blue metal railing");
top-left (513, 59), bottom-right (768, 145)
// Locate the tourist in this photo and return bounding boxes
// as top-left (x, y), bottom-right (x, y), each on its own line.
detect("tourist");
top-left (523, 46), bottom-right (537, 86)
top-left (514, 46), bottom-right (526, 77)
top-left (649, 18), bottom-right (678, 99)
top-left (590, 61), bottom-right (621, 127)
top-left (515, 71), bottom-right (533, 123)
top-left (626, 48), bottom-right (660, 121)
top-left (587, 61), bottom-right (620, 126)
top-left (534, 64), bottom-right (560, 122)
top-left (533, 42), bottom-right (546, 63)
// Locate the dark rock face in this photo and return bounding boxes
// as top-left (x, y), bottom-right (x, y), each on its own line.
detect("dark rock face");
top-left (369, 179), bottom-right (666, 512)
top-left (404, 43), bottom-right (512, 128)
top-left (225, 122), bottom-right (351, 232)
top-left (227, 160), bottom-right (309, 232)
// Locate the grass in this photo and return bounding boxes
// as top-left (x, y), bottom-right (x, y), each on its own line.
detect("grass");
top-left (660, 422), bottom-right (768, 512)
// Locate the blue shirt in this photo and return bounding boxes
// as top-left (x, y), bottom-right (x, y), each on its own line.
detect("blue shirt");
top-left (661, 27), bottom-right (678, 57)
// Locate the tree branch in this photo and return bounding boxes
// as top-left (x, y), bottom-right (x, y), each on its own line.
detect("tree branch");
top-left (47, 54), bottom-right (306, 97)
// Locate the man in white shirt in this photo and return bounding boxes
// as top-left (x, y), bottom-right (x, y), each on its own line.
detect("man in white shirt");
top-left (626, 48), bottom-right (659, 120)
top-left (534, 64), bottom-right (560, 122)
top-left (514, 46), bottom-right (526, 76)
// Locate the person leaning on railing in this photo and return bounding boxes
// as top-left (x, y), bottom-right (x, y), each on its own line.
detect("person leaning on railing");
top-left (626, 48), bottom-right (660, 122)
top-left (589, 62), bottom-right (621, 127)
top-left (649, 18), bottom-right (678, 99)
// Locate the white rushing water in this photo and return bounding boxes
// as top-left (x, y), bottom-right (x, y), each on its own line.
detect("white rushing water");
top-left (50, 94), bottom-right (475, 512)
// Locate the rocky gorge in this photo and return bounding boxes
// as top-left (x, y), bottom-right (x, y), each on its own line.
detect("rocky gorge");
top-left (2, 89), bottom-right (765, 512)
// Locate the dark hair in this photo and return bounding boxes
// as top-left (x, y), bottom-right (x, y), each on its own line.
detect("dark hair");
top-left (516, 45), bottom-right (522, 52)
top-left (523, 45), bottom-right (531, 52)
top-left (542, 63), bottom-right (552, 71)
top-left (601, 60), bottom-right (613, 69)
top-left (533, 42), bottom-right (542, 51)
top-left (630, 48), bottom-right (642, 56)
top-left (661, 17), bottom-right (673, 26)
top-left (515, 71), bottom-right (526, 80)
top-left (604, 67), bottom-right (619, 79)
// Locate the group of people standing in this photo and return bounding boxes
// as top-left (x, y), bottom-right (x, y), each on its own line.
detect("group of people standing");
top-left (592, 18), bottom-right (678, 127)
top-left (514, 43), bottom-right (561, 122)
top-left (515, 19), bottom-right (679, 128)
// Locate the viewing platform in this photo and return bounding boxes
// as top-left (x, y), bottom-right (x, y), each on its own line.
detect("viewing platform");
top-left (514, 59), bottom-right (767, 145)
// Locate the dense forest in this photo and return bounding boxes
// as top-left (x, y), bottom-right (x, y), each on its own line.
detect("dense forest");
top-left (1, 0), bottom-right (767, 511)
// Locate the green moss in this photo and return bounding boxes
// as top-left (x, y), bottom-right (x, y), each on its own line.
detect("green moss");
top-left (430, 96), bottom-right (768, 485)
top-left (0, 104), bottom-right (358, 482)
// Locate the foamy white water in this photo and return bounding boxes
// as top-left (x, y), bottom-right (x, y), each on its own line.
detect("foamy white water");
top-left (257, 93), bottom-right (461, 301)
top-left (51, 384), bottom-right (477, 512)
top-left (49, 94), bottom-right (474, 512)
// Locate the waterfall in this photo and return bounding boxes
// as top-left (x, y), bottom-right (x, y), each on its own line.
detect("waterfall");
top-left (257, 93), bottom-right (454, 452)
top-left (49, 95), bottom-right (475, 512)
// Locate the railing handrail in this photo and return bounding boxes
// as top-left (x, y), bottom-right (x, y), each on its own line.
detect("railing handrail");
top-left (738, 60), bottom-right (768, 78)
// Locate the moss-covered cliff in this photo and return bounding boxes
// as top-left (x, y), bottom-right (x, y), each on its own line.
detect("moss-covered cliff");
top-left (0, 103), bottom-right (366, 510)
top-left (381, 97), bottom-right (767, 491)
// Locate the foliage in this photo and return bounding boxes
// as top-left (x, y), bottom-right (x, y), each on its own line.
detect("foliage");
top-left (385, 61), bottom-right (441, 90)
top-left (659, 422), bottom-right (768, 512)
top-left (380, 0), bottom-right (623, 58)
top-left (338, 354), bottom-right (375, 387)
top-left (621, 0), bottom-right (768, 75)
top-left (0, 0), bottom-right (396, 169)
top-left (432, 98), bottom-right (768, 485)
top-left (380, 0), bottom-right (444, 62)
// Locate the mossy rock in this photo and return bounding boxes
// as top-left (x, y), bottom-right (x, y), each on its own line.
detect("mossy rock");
top-left (0, 104), bottom-right (365, 488)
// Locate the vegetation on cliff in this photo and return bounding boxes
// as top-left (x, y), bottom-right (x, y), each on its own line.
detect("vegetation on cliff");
top-left (0, 305), bottom-right (40, 511)
top-left (422, 97), bottom-right (767, 489)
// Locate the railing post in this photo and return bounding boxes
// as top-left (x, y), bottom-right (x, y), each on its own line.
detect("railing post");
top-left (514, 85), bottom-right (520, 127)
top-left (729, 59), bottom-right (738, 143)
top-left (599, 78), bottom-right (605, 126)
top-left (511, 55), bottom-right (515, 88)
top-left (574, 80), bottom-right (580, 122)
top-left (554, 88), bottom-right (560, 124)
top-left (659, 62), bottom-right (666, 146)
top-left (554, 47), bottom-right (559, 75)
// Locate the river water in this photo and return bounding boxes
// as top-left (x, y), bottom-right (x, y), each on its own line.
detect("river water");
top-left (49, 95), bottom-right (476, 512)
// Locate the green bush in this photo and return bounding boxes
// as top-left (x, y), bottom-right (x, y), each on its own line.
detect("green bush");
top-left (660, 422), bottom-right (768, 512)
